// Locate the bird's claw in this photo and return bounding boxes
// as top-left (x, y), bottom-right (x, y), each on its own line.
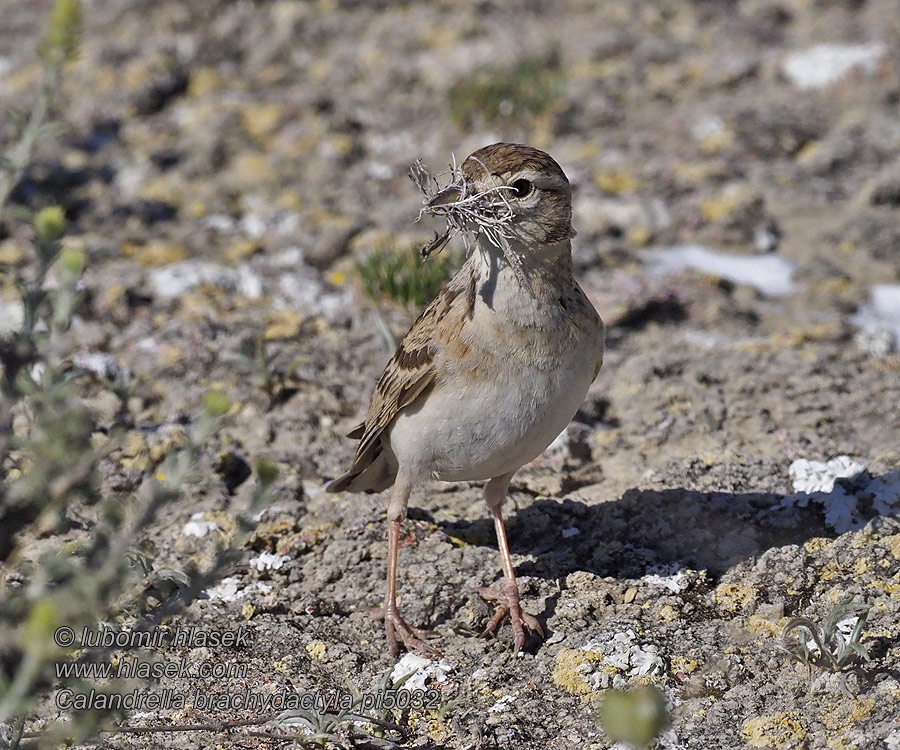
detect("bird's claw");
top-left (476, 582), bottom-right (544, 653)
top-left (365, 605), bottom-right (438, 658)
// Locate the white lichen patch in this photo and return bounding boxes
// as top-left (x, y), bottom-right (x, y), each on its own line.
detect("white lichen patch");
top-left (204, 576), bottom-right (244, 602)
top-left (390, 653), bottom-right (453, 692)
top-left (182, 511), bottom-right (221, 538)
top-left (790, 456), bottom-right (867, 494)
top-left (642, 244), bottom-right (795, 297)
top-left (249, 552), bottom-right (290, 571)
top-left (779, 457), bottom-right (900, 533)
top-left (149, 260), bottom-right (262, 299)
top-left (850, 284), bottom-right (900, 355)
top-left (643, 564), bottom-right (697, 594)
top-left (867, 471), bottom-right (900, 516)
top-left (488, 694), bottom-right (516, 713)
top-left (579, 631), bottom-right (665, 689)
top-left (783, 43), bottom-right (887, 90)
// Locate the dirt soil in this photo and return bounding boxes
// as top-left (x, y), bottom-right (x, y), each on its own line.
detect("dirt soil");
top-left (2, 0), bottom-right (900, 748)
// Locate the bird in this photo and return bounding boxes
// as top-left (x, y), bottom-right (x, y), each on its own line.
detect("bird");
top-left (327, 142), bottom-right (605, 656)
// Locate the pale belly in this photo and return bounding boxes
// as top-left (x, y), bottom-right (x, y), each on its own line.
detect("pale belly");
top-left (388, 345), bottom-right (597, 482)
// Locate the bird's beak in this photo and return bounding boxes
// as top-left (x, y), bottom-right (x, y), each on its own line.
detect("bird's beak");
top-left (427, 185), bottom-right (462, 208)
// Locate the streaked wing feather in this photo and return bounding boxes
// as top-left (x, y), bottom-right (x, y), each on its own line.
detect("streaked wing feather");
top-left (349, 287), bottom-right (453, 467)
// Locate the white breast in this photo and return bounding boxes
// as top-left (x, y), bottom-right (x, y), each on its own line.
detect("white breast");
top-left (388, 256), bottom-right (603, 483)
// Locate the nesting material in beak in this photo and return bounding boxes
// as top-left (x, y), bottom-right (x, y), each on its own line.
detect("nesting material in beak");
top-left (409, 157), bottom-right (532, 295)
top-left (427, 185), bottom-right (462, 208)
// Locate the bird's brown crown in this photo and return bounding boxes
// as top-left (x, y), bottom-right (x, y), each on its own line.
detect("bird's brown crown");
top-left (461, 142), bottom-right (570, 190)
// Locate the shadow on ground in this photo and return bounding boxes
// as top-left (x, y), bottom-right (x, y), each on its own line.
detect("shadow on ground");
top-left (439, 474), bottom-right (900, 580)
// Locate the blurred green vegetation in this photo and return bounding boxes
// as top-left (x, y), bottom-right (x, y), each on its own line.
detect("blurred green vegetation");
top-left (598, 686), bottom-right (669, 749)
top-left (0, 3), bottom-right (273, 746)
top-left (356, 242), bottom-right (458, 309)
top-left (447, 49), bottom-right (563, 127)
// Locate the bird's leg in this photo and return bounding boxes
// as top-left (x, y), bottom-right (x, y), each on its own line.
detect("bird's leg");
top-left (477, 473), bottom-right (544, 653)
top-left (372, 476), bottom-right (436, 657)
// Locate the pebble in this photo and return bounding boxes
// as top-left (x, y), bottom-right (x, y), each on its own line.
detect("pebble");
top-left (782, 43), bottom-right (887, 90)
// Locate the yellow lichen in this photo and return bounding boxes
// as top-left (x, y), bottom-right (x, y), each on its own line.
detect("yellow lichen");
top-left (883, 535), bottom-right (900, 561)
top-left (122, 240), bottom-right (187, 268)
top-left (804, 537), bottom-right (831, 554)
top-left (264, 310), bottom-right (304, 340)
top-left (656, 604), bottom-right (678, 622)
top-left (851, 557), bottom-right (869, 576)
top-left (628, 226), bottom-right (652, 247)
top-left (698, 127), bottom-right (734, 155)
top-left (868, 580), bottom-right (900, 599)
top-left (551, 647), bottom-right (604, 695)
top-left (795, 140), bottom-right (821, 165)
top-left (305, 641), bottom-right (327, 659)
top-left (714, 582), bottom-right (757, 612)
top-left (240, 102), bottom-right (283, 143)
top-left (670, 656), bottom-right (697, 676)
top-left (819, 699), bottom-right (875, 732)
top-left (746, 614), bottom-right (789, 638)
top-left (224, 240), bottom-right (261, 264)
top-left (0, 240), bottom-right (25, 266)
top-left (742, 713), bottom-right (807, 749)
top-left (594, 169), bottom-right (641, 195)
top-left (228, 152), bottom-right (276, 186)
top-left (673, 161), bottom-right (713, 186)
top-left (188, 67), bottom-right (224, 97)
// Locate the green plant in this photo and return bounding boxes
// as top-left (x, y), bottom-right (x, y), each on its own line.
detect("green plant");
top-left (0, 204), bottom-right (276, 743)
top-left (0, 0), bottom-right (81, 217)
top-left (219, 335), bottom-right (284, 409)
top-left (356, 243), bottom-right (458, 309)
top-left (266, 672), bottom-right (411, 747)
top-left (447, 50), bottom-right (563, 127)
top-left (780, 598), bottom-right (871, 672)
top-left (0, 3), bottom-right (276, 746)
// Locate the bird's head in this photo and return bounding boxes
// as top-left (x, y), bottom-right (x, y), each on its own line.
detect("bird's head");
top-left (417, 142), bottom-right (575, 255)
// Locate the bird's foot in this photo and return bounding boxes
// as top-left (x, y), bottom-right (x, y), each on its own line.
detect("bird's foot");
top-left (366, 605), bottom-right (438, 658)
top-left (476, 582), bottom-right (544, 653)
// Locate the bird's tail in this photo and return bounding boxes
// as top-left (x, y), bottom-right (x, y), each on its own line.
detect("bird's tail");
top-left (326, 448), bottom-right (396, 494)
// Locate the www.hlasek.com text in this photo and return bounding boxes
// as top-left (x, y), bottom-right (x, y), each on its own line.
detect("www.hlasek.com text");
top-left (55, 656), bottom-right (248, 681)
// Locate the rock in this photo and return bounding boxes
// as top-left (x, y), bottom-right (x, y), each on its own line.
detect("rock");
top-left (306, 218), bottom-right (368, 270)
top-left (782, 43), bottom-right (887, 90)
top-left (641, 244), bottom-right (795, 297)
top-left (0, 240), bottom-right (25, 266)
top-left (864, 163), bottom-right (900, 207)
top-left (850, 284), bottom-right (900, 354)
top-left (130, 52), bottom-right (189, 115)
top-left (122, 240), bottom-right (187, 268)
top-left (148, 260), bottom-right (263, 299)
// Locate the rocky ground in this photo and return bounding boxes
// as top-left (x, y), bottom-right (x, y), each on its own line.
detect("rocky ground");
top-left (2, 0), bottom-right (900, 748)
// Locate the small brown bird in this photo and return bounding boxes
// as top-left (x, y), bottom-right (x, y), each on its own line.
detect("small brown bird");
top-left (328, 143), bottom-right (605, 656)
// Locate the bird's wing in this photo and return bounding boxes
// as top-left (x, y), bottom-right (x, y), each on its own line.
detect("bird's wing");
top-left (328, 279), bottom-right (468, 492)
top-left (351, 301), bottom-right (439, 468)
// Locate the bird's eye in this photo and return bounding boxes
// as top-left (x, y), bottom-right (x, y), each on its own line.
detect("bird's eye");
top-left (510, 179), bottom-right (534, 199)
